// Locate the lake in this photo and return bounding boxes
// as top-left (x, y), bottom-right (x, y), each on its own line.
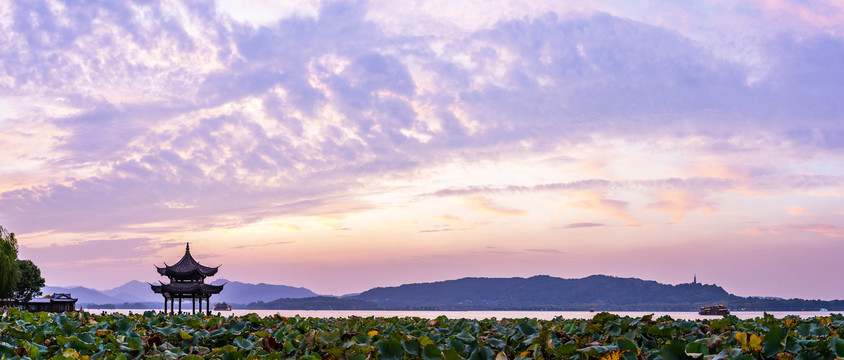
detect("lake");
top-left (95, 309), bottom-right (836, 320)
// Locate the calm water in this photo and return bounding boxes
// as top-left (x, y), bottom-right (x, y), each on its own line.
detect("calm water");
top-left (96, 309), bottom-right (836, 320)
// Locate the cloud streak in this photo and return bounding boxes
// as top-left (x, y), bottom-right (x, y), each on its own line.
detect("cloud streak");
top-left (2, 0), bottom-right (844, 298)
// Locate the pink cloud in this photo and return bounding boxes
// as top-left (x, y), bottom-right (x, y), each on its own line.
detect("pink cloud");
top-left (788, 206), bottom-right (809, 215)
top-left (645, 191), bottom-right (719, 223)
top-left (740, 227), bottom-right (782, 236)
top-left (465, 196), bottom-right (527, 217)
top-left (571, 192), bottom-right (638, 225)
top-left (786, 223), bottom-right (843, 238)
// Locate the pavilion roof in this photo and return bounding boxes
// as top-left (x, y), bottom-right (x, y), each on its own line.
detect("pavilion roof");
top-left (155, 243), bottom-right (219, 278)
top-left (150, 282), bottom-right (225, 296)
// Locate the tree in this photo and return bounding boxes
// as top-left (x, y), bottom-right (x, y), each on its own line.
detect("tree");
top-left (0, 226), bottom-right (20, 299)
top-left (14, 259), bottom-right (45, 302)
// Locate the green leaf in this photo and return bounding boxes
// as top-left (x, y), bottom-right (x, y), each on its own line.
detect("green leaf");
top-left (456, 330), bottom-right (476, 343)
top-left (659, 340), bottom-right (692, 360)
top-left (25, 341), bottom-right (40, 359)
top-left (77, 332), bottom-right (96, 344)
top-left (555, 342), bottom-right (578, 357)
top-left (762, 327), bottom-right (787, 357)
top-left (115, 318), bottom-right (135, 334)
top-left (423, 344), bottom-right (445, 360)
top-left (233, 336), bottom-right (255, 351)
top-left (404, 339), bottom-right (422, 356)
top-left (126, 336), bottom-right (143, 351)
top-left (578, 345), bottom-right (619, 358)
top-left (685, 341), bottom-right (708, 356)
top-left (486, 337), bottom-right (506, 348)
top-left (317, 330), bottom-right (341, 345)
top-left (442, 347), bottom-right (464, 360)
top-left (469, 346), bottom-right (495, 360)
top-left (828, 338), bottom-right (844, 358)
top-left (516, 322), bottom-right (538, 337)
top-left (377, 339), bottom-right (405, 360)
top-left (419, 336), bottom-right (435, 348)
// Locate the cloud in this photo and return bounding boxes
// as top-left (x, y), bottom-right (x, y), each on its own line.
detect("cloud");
top-left (740, 227), bottom-right (782, 236)
top-left (571, 192), bottom-right (638, 225)
top-left (435, 214), bottom-right (461, 221)
top-left (525, 248), bottom-right (563, 254)
top-left (419, 228), bottom-right (457, 233)
top-left (230, 241), bottom-right (294, 249)
top-left (786, 223), bottom-right (843, 238)
top-left (557, 222), bottom-right (607, 229)
top-left (422, 176), bottom-right (844, 199)
top-left (2, 0), bottom-right (844, 240)
top-left (18, 238), bottom-right (173, 265)
top-left (645, 191), bottom-right (719, 223)
top-left (465, 196), bottom-right (527, 216)
top-left (788, 207), bottom-right (809, 215)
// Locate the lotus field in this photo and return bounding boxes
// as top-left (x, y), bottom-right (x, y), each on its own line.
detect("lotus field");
top-left (1, 308), bottom-right (843, 360)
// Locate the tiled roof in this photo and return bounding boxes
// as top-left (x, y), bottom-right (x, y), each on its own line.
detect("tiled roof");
top-left (155, 243), bottom-right (219, 278)
top-left (150, 282), bottom-right (225, 296)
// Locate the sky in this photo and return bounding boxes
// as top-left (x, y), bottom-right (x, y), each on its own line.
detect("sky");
top-left (1, 0), bottom-right (844, 300)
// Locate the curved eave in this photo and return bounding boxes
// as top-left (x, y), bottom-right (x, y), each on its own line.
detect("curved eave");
top-left (151, 282), bottom-right (225, 295)
top-left (157, 266), bottom-right (218, 278)
top-left (150, 283), bottom-right (164, 294)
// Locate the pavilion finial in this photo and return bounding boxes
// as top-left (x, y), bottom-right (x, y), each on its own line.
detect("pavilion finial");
top-left (186, 242), bottom-right (190, 252)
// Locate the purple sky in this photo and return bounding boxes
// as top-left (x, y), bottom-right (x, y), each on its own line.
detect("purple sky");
top-left (2, 0), bottom-right (844, 299)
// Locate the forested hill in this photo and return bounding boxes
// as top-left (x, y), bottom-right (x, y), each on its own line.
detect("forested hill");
top-left (351, 275), bottom-right (732, 311)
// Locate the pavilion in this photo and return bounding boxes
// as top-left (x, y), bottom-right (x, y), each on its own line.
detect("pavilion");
top-left (150, 243), bottom-right (224, 315)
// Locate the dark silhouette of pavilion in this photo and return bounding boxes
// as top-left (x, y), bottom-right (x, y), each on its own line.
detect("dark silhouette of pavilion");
top-left (150, 243), bottom-right (224, 315)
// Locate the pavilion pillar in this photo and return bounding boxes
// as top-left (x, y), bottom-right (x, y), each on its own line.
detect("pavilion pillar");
top-left (170, 298), bottom-right (174, 315)
top-left (178, 298), bottom-right (182, 314)
top-left (192, 298), bottom-right (196, 314)
top-left (206, 298), bottom-right (210, 315)
top-left (164, 297), bottom-right (167, 313)
top-left (198, 297), bottom-right (202, 313)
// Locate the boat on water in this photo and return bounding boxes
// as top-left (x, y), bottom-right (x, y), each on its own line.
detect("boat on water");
top-left (699, 304), bottom-right (730, 315)
top-left (213, 302), bottom-right (232, 311)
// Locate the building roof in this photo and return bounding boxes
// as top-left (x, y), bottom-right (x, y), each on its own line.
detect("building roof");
top-left (155, 243), bottom-right (220, 278)
top-left (150, 282), bottom-right (225, 296)
top-left (23, 293), bottom-right (78, 304)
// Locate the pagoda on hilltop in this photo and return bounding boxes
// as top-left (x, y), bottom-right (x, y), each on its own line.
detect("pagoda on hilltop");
top-left (151, 243), bottom-right (224, 315)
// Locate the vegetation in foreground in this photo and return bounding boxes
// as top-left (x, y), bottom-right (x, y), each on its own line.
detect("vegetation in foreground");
top-left (1, 308), bottom-right (843, 360)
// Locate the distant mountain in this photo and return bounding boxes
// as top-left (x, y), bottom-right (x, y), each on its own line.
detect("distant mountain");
top-left (351, 275), bottom-right (732, 311)
top-left (209, 279), bottom-right (318, 304)
top-left (246, 296), bottom-right (378, 310)
top-left (102, 280), bottom-right (161, 303)
top-left (42, 279), bottom-right (318, 307)
top-left (42, 285), bottom-right (125, 305)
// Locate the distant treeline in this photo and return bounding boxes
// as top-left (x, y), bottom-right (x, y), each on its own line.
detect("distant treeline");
top-left (81, 275), bottom-right (844, 312)
top-left (246, 296), bottom-right (378, 310)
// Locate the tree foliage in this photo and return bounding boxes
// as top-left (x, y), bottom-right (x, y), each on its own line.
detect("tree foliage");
top-left (14, 259), bottom-right (45, 302)
top-left (0, 225), bottom-right (20, 299)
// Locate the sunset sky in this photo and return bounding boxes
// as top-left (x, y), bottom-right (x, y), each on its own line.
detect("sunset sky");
top-left (2, 0), bottom-right (844, 300)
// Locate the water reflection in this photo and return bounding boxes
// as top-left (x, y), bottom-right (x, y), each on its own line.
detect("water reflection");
top-left (94, 309), bottom-right (835, 320)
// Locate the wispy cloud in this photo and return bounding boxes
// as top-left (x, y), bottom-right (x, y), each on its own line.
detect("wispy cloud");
top-left (231, 241), bottom-right (294, 249)
top-left (571, 192), bottom-right (638, 225)
top-left (740, 227), bottom-right (782, 236)
top-left (465, 196), bottom-right (527, 217)
top-left (557, 222), bottom-right (607, 229)
top-left (525, 248), bottom-right (564, 254)
top-left (788, 207), bottom-right (810, 215)
top-left (645, 191), bottom-right (720, 223)
top-left (786, 223), bottom-right (843, 238)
